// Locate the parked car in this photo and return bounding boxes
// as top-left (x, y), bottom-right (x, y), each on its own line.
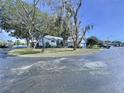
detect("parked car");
top-left (100, 44), bottom-right (111, 49)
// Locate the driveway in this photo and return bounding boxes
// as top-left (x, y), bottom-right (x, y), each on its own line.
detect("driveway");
top-left (0, 47), bottom-right (124, 93)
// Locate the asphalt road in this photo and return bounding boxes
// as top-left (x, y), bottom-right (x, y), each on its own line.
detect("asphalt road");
top-left (0, 47), bottom-right (124, 93)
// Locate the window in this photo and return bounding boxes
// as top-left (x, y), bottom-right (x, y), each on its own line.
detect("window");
top-left (51, 40), bottom-right (55, 43)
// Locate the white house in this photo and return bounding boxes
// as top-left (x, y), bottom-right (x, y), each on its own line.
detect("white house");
top-left (38, 35), bottom-right (63, 48)
top-left (67, 37), bottom-right (87, 48)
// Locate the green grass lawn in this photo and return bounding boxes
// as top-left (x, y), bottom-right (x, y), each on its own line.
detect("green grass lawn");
top-left (8, 48), bottom-right (103, 57)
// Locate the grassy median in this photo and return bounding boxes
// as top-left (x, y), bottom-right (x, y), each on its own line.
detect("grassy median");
top-left (8, 48), bottom-right (103, 57)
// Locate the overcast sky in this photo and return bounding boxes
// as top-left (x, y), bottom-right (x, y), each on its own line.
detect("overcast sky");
top-left (0, 0), bottom-right (124, 41)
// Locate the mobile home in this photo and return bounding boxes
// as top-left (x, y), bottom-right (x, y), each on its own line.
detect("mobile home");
top-left (38, 35), bottom-right (63, 48)
top-left (67, 37), bottom-right (86, 48)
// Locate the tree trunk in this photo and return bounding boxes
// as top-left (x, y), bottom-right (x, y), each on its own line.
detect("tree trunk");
top-left (73, 40), bottom-right (77, 50)
top-left (63, 39), bottom-right (66, 48)
top-left (26, 38), bottom-right (30, 48)
top-left (34, 41), bottom-right (38, 49)
top-left (33, 38), bottom-right (41, 49)
top-left (41, 36), bottom-right (45, 52)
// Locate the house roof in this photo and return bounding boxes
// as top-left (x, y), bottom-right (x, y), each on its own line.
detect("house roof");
top-left (45, 35), bottom-right (63, 40)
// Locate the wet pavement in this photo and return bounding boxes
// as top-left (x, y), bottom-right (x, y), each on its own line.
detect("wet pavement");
top-left (0, 47), bottom-right (124, 93)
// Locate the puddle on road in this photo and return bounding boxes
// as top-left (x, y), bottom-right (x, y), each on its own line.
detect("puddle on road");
top-left (78, 61), bottom-right (109, 75)
top-left (83, 62), bottom-right (107, 70)
top-left (10, 58), bottom-right (108, 76)
top-left (1, 58), bottom-right (110, 93)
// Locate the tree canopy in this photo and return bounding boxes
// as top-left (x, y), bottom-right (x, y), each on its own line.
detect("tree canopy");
top-left (0, 0), bottom-right (93, 50)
